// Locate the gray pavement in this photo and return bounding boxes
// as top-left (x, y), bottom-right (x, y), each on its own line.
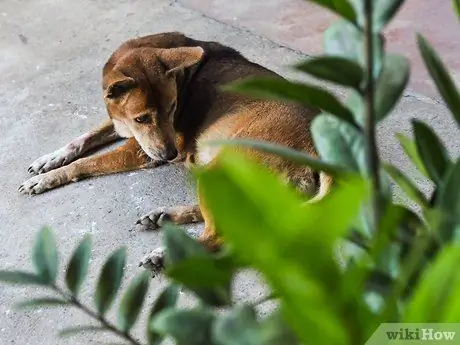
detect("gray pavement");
top-left (0, 0), bottom-right (458, 344)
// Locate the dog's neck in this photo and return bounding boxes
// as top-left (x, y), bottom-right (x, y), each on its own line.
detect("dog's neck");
top-left (173, 54), bottom-right (207, 129)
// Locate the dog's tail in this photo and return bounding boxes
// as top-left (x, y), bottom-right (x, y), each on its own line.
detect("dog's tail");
top-left (308, 172), bottom-right (333, 204)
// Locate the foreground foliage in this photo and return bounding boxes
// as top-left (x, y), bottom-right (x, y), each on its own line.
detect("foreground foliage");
top-left (1, 0), bottom-right (460, 344)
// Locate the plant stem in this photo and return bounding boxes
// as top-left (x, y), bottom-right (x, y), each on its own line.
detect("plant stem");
top-left (363, 0), bottom-right (381, 228)
top-left (52, 285), bottom-right (143, 345)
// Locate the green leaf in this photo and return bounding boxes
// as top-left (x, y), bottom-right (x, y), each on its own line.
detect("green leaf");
top-left (396, 133), bottom-right (430, 178)
top-left (375, 54), bottom-right (410, 121)
top-left (58, 326), bottom-right (109, 337)
top-left (404, 244), bottom-right (460, 322)
top-left (118, 271), bottom-right (149, 332)
top-left (66, 235), bottom-right (91, 296)
top-left (295, 56), bottom-right (363, 89)
top-left (16, 298), bottom-right (69, 309)
top-left (373, 0), bottom-right (405, 31)
top-left (149, 285), bottom-right (179, 316)
top-left (205, 139), bottom-right (345, 177)
top-left (198, 150), bottom-right (367, 345)
top-left (311, 114), bottom-right (365, 172)
top-left (163, 225), bottom-right (207, 266)
top-left (454, 0), bottom-right (460, 20)
top-left (412, 120), bottom-right (450, 185)
top-left (417, 34), bottom-right (460, 126)
top-left (147, 285), bottom-right (179, 345)
top-left (166, 256), bottom-right (233, 288)
top-left (324, 20), bottom-right (384, 77)
top-left (436, 159), bottom-right (460, 241)
top-left (345, 90), bottom-right (365, 126)
top-left (32, 227), bottom-right (58, 284)
top-left (0, 271), bottom-right (47, 285)
top-left (212, 306), bottom-right (259, 345)
top-left (383, 163), bottom-right (430, 209)
top-left (151, 308), bottom-right (215, 345)
top-left (163, 225), bottom-right (231, 306)
top-left (94, 247), bottom-right (126, 315)
top-left (258, 310), bottom-right (299, 345)
top-left (308, 0), bottom-right (356, 24)
top-left (225, 77), bottom-right (358, 128)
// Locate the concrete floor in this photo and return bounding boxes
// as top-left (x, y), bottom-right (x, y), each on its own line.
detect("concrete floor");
top-left (0, 0), bottom-right (459, 344)
top-left (181, 0), bottom-right (460, 98)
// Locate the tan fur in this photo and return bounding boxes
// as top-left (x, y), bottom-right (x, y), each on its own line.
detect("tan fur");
top-left (20, 32), bottom-right (332, 258)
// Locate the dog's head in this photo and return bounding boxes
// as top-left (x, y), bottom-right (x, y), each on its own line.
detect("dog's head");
top-left (102, 46), bottom-right (204, 161)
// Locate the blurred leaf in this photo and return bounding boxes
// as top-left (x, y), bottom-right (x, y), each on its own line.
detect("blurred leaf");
top-left (383, 163), bottom-right (430, 208)
top-left (151, 308), bottom-right (215, 345)
top-left (345, 90), bottom-right (365, 126)
top-left (66, 235), bottom-right (91, 296)
top-left (417, 34), bottom-right (460, 126)
top-left (454, 0), bottom-right (460, 20)
top-left (162, 224), bottom-right (207, 266)
top-left (149, 284), bottom-right (179, 317)
top-left (147, 285), bottom-right (179, 345)
top-left (375, 54), bottom-right (410, 121)
top-left (163, 225), bottom-right (231, 306)
top-left (435, 159), bottom-right (460, 241)
top-left (312, 114), bottom-right (365, 172)
top-left (59, 326), bottom-right (109, 337)
top-left (118, 271), bottom-right (149, 333)
top-left (308, 0), bottom-right (356, 24)
top-left (225, 77), bottom-right (358, 128)
top-left (373, 0), bottom-right (405, 31)
top-left (167, 256), bottom-right (233, 288)
top-left (0, 271), bottom-right (47, 285)
top-left (212, 305), bottom-right (259, 345)
top-left (258, 310), bottom-right (299, 345)
top-left (396, 133), bottom-right (430, 178)
top-left (94, 247), bottom-right (126, 315)
top-left (295, 56), bottom-right (363, 89)
top-left (198, 151), bottom-right (367, 345)
top-left (404, 244), bottom-right (460, 322)
top-left (32, 227), bottom-right (58, 284)
top-left (16, 298), bottom-right (69, 309)
top-left (412, 120), bottom-right (450, 185)
top-left (324, 20), bottom-right (384, 77)
top-left (206, 139), bottom-right (346, 177)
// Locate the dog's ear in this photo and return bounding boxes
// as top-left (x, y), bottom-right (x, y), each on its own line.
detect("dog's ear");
top-left (158, 47), bottom-right (204, 77)
top-left (104, 74), bottom-right (137, 100)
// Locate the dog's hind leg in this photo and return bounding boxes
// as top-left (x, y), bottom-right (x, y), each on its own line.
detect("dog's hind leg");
top-left (28, 119), bottom-right (120, 175)
top-left (138, 185), bottom-right (222, 277)
top-left (195, 184), bottom-right (223, 252)
top-left (136, 205), bottom-right (203, 231)
top-left (19, 138), bottom-right (154, 195)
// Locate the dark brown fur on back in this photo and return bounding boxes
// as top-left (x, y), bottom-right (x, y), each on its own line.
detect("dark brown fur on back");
top-left (104, 32), bottom-right (318, 167)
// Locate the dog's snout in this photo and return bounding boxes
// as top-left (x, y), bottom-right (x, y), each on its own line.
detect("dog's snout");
top-left (161, 145), bottom-right (178, 161)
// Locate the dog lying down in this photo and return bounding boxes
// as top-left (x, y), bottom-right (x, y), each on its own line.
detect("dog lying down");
top-left (19, 32), bottom-right (331, 276)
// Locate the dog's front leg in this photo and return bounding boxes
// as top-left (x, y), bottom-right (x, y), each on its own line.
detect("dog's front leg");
top-left (28, 119), bottom-right (120, 175)
top-left (19, 138), bottom-right (156, 195)
top-left (136, 205), bottom-right (203, 231)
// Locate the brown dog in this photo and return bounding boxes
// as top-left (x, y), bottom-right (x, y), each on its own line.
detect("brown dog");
top-left (19, 32), bottom-right (330, 274)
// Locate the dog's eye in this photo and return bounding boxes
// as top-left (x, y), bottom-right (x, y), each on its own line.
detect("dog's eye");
top-left (134, 114), bottom-right (151, 124)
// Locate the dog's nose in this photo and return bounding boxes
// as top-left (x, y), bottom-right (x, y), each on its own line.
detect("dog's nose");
top-left (161, 145), bottom-right (178, 161)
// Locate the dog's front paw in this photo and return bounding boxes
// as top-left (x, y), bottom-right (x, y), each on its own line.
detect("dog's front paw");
top-left (135, 207), bottom-right (170, 231)
top-left (19, 171), bottom-right (65, 195)
top-left (139, 247), bottom-right (165, 277)
top-left (28, 148), bottom-right (76, 175)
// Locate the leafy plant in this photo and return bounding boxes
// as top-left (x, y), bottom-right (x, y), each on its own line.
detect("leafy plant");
top-left (2, 0), bottom-right (460, 344)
